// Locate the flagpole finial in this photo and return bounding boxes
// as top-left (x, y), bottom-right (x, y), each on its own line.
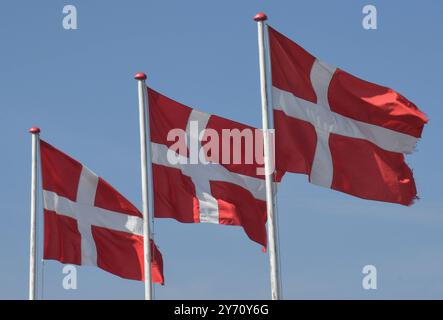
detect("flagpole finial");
top-left (134, 72), bottom-right (147, 80)
top-left (253, 12), bottom-right (268, 22)
top-left (29, 127), bottom-right (40, 134)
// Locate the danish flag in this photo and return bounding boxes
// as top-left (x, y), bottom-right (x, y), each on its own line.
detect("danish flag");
top-left (269, 26), bottom-right (428, 205)
top-left (148, 88), bottom-right (281, 247)
top-left (41, 140), bottom-right (164, 283)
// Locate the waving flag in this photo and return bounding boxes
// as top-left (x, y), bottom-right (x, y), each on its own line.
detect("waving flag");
top-left (41, 140), bottom-right (164, 283)
top-left (269, 26), bottom-right (427, 205)
top-left (148, 88), bottom-right (281, 247)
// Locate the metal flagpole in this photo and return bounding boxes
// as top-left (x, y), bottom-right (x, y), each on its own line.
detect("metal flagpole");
top-left (254, 12), bottom-right (282, 300)
top-left (135, 72), bottom-right (153, 300)
top-left (29, 126), bottom-right (40, 300)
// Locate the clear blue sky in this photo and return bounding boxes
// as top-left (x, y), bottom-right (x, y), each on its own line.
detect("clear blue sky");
top-left (1, 0), bottom-right (442, 299)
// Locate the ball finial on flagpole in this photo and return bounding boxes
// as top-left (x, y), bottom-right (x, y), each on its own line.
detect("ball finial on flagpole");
top-left (253, 12), bottom-right (268, 21)
top-left (29, 127), bottom-right (40, 134)
top-left (134, 72), bottom-right (147, 80)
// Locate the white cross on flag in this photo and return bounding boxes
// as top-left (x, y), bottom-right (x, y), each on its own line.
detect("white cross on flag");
top-left (148, 88), bottom-right (283, 248)
top-left (41, 140), bottom-right (164, 283)
top-left (269, 26), bottom-right (428, 205)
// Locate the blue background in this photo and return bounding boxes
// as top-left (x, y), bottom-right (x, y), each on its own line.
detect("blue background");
top-left (0, 0), bottom-right (442, 299)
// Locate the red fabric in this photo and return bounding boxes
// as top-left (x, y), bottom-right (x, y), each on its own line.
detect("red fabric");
top-left (269, 26), bottom-right (317, 103)
top-left (269, 26), bottom-right (428, 205)
top-left (44, 209), bottom-right (81, 265)
top-left (93, 226), bottom-right (144, 281)
top-left (149, 88), bottom-right (191, 157)
top-left (204, 115), bottom-right (284, 181)
top-left (94, 177), bottom-right (142, 218)
top-left (41, 140), bottom-right (164, 283)
top-left (329, 134), bottom-right (416, 205)
top-left (150, 240), bottom-right (164, 285)
top-left (153, 163), bottom-right (199, 223)
top-left (212, 181), bottom-right (267, 247)
top-left (273, 110), bottom-right (317, 175)
top-left (149, 88), bottom-right (271, 247)
top-left (93, 229), bottom-right (164, 284)
top-left (40, 140), bottom-right (82, 202)
top-left (328, 69), bottom-right (427, 138)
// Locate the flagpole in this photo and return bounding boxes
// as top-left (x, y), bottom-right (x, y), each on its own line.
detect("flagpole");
top-left (135, 72), bottom-right (153, 300)
top-left (254, 12), bottom-right (282, 300)
top-left (29, 126), bottom-right (40, 300)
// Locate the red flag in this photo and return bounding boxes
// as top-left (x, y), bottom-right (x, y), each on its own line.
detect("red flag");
top-left (41, 140), bottom-right (164, 284)
top-left (148, 88), bottom-right (281, 247)
top-left (269, 26), bottom-right (428, 205)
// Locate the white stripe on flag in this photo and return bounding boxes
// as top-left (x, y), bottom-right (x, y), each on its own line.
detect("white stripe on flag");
top-left (272, 87), bottom-right (418, 154)
top-left (151, 142), bottom-right (267, 202)
top-left (308, 60), bottom-right (336, 187)
top-left (185, 110), bottom-right (219, 223)
top-left (76, 167), bottom-right (99, 265)
top-left (44, 190), bottom-right (144, 235)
